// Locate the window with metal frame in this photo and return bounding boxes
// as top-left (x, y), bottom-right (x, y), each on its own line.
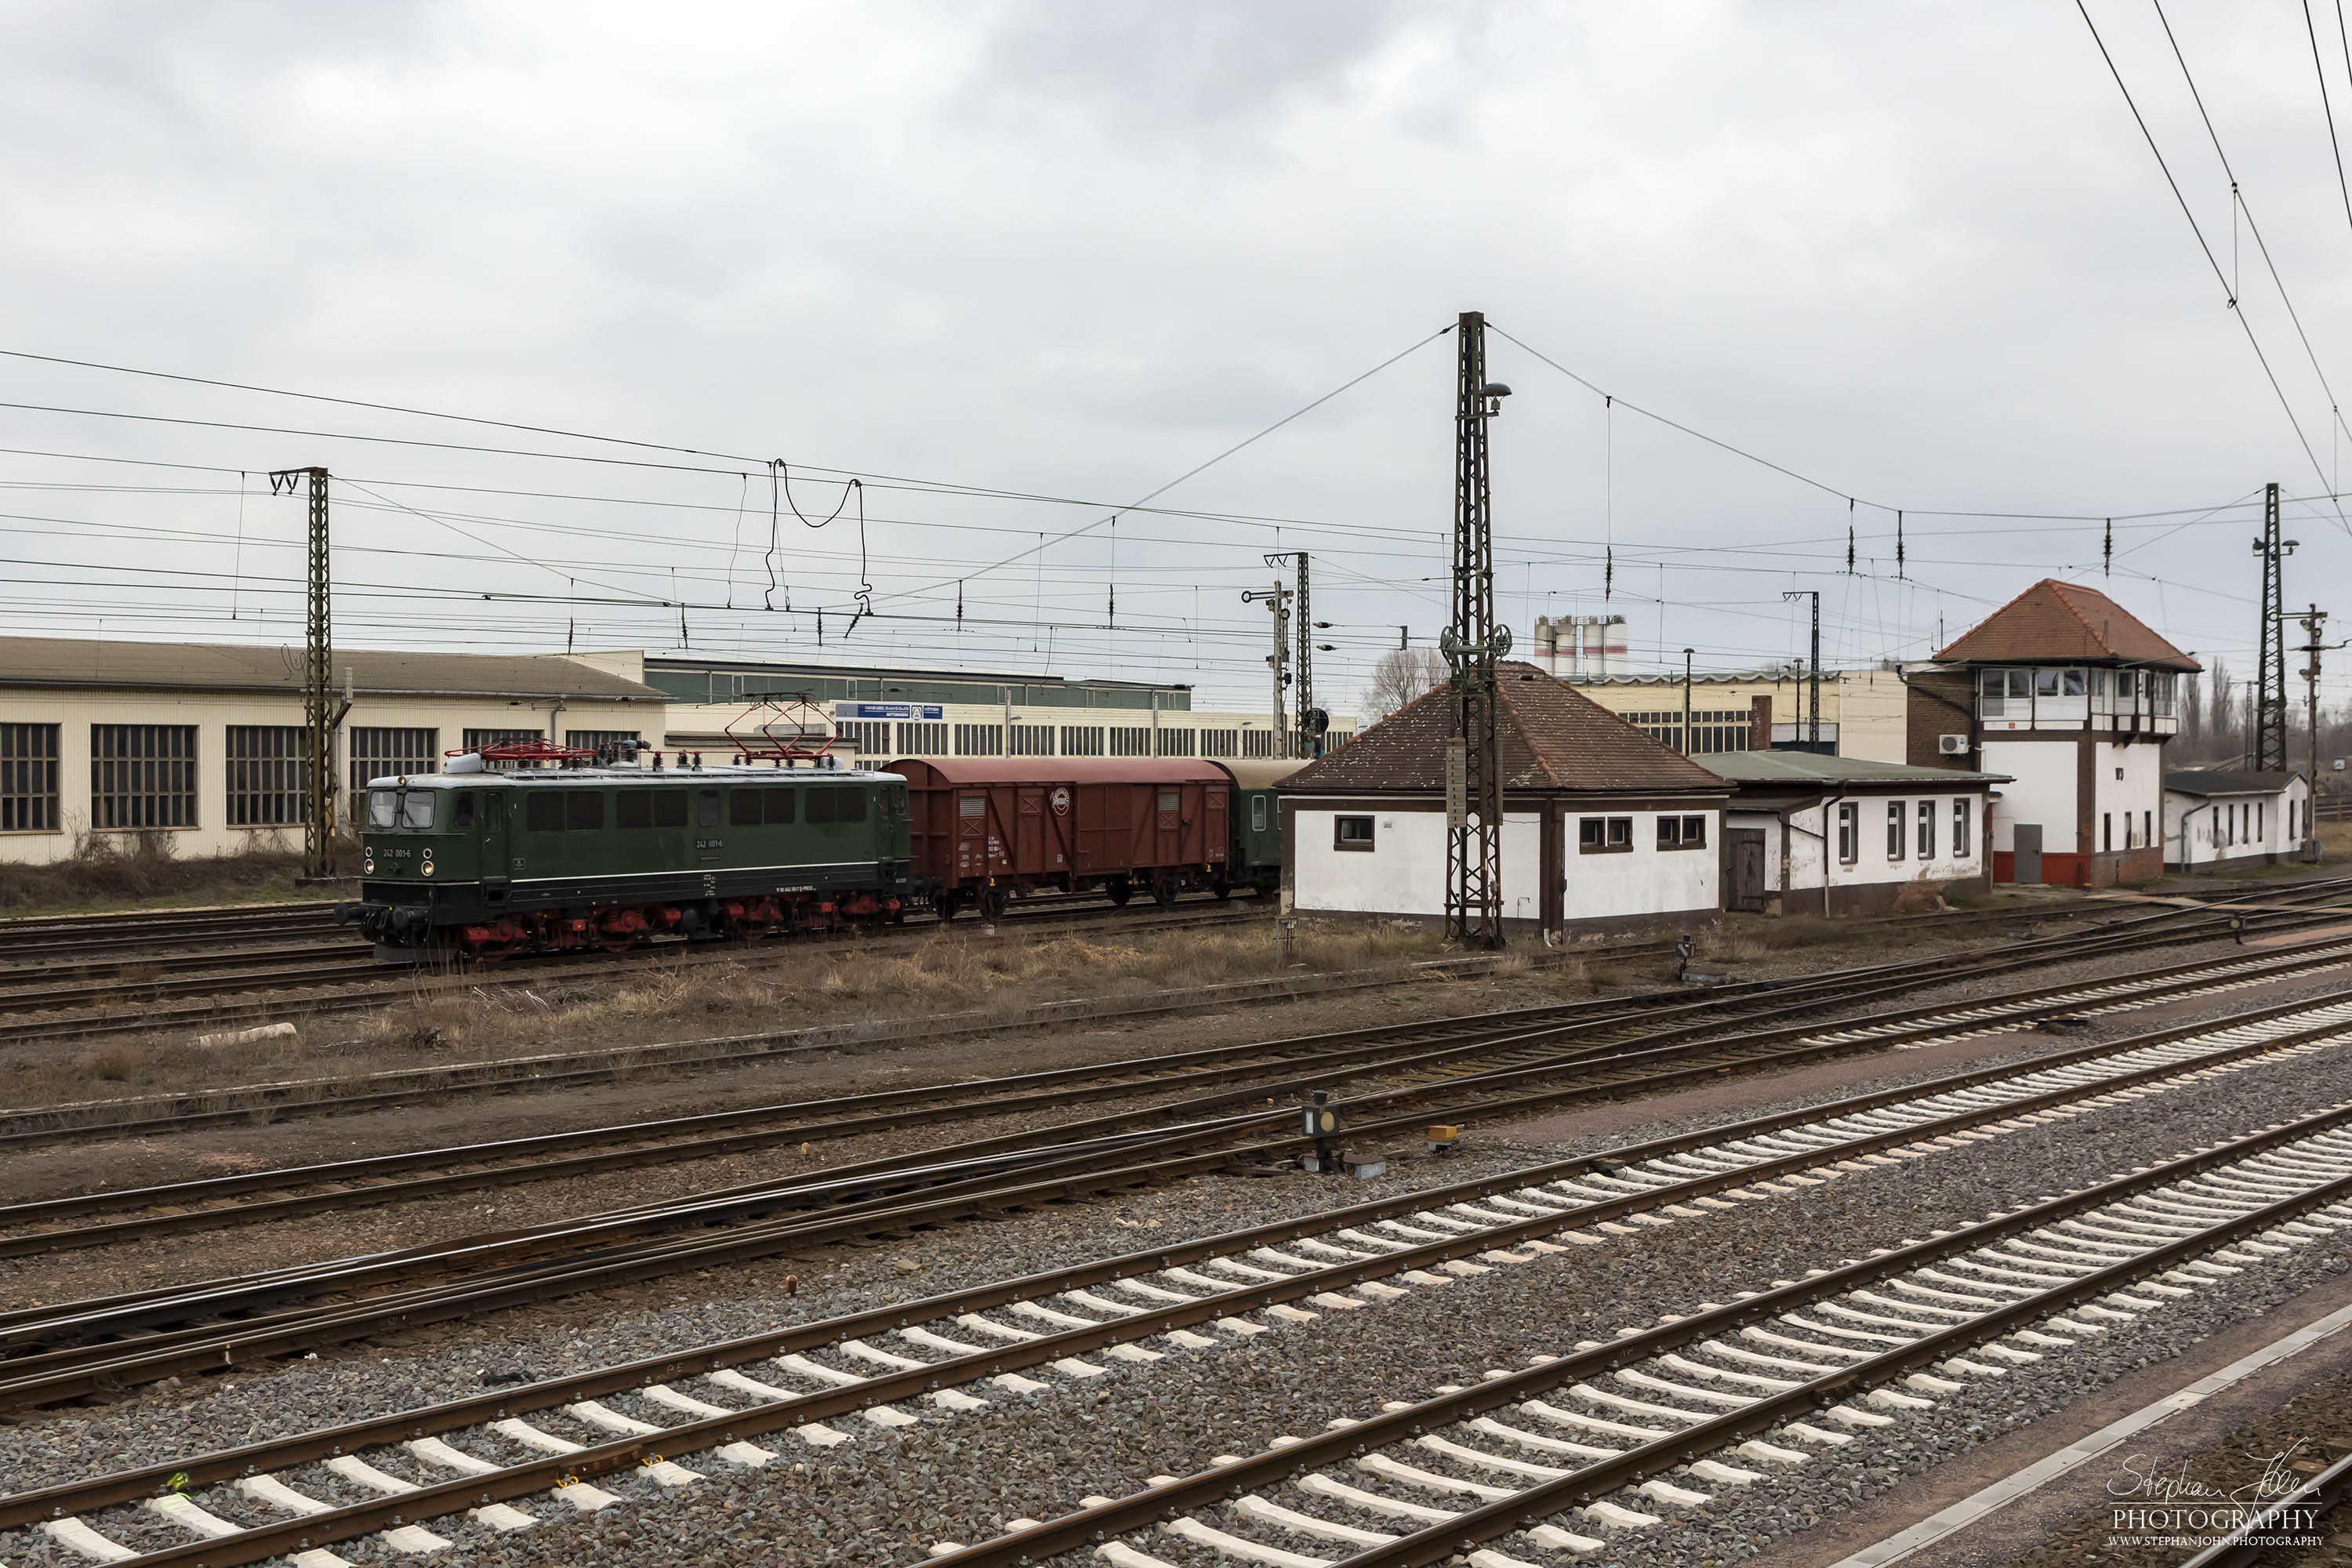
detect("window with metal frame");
top-left (835, 720), bottom-right (890, 757)
top-left (348, 728), bottom-right (436, 819)
top-left (1334, 815), bottom-right (1374, 849)
top-left (1250, 796), bottom-right (1269, 833)
top-left (1060, 725), bottom-right (1105, 757)
top-left (1156, 728), bottom-right (1196, 756)
top-left (225, 725), bottom-right (309, 826)
top-left (895, 722), bottom-right (948, 756)
top-left (1886, 800), bottom-right (1906, 859)
top-left (1953, 797), bottom-right (1971, 857)
top-left (564, 730), bottom-right (639, 752)
top-left (1109, 727), bottom-right (1151, 757)
top-left (1200, 728), bottom-right (1240, 758)
top-left (0, 723), bottom-right (59, 832)
top-left (1241, 730), bottom-right (1275, 758)
top-left (953, 724), bottom-right (1003, 757)
top-left (1009, 724), bottom-right (1055, 757)
top-left (91, 724), bottom-right (197, 829)
top-left (1838, 801), bottom-right (1858, 862)
top-left (463, 728), bottom-right (543, 771)
top-left (1917, 799), bottom-right (1936, 860)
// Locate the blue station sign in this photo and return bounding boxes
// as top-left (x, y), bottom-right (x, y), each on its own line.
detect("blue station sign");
top-left (833, 702), bottom-right (945, 720)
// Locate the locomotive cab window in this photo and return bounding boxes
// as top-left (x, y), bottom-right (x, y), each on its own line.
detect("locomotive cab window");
top-left (366, 789), bottom-right (397, 829)
top-left (451, 792), bottom-right (474, 829)
top-left (697, 789), bottom-right (720, 828)
top-left (397, 791), bottom-right (434, 830)
top-left (1334, 815), bottom-right (1374, 850)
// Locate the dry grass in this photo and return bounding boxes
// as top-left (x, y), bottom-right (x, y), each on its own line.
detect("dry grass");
top-left (0, 833), bottom-right (310, 916)
top-left (2, 919), bottom-right (1457, 1112)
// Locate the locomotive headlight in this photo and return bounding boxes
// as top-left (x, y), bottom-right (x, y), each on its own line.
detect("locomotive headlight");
top-left (363, 850), bottom-right (376, 874)
top-left (419, 848), bottom-right (434, 878)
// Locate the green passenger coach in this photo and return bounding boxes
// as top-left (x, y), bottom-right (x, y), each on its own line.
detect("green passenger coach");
top-left (354, 757), bottom-right (914, 959)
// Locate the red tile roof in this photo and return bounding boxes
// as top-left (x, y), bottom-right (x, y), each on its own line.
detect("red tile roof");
top-left (1279, 662), bottom-right (1730, 796)
top-left (1936, 579), bottom-right (2201, 671)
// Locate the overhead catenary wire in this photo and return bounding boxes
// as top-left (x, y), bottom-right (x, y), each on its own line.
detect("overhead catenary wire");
top-left (2073, 0), bottom-right (2344, 522)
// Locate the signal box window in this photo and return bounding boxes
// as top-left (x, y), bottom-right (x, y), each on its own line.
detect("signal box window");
top-left (1838, 801), bottom-right (1858, 863)
top-left (1657, 815), bottom-right (1707, 850)
top-left (1886, 800), bottom-right (1907, 859)
top-left (1953, 798), bottom-right (1972, 856)
top-left (1579, 816), bottom-right (1634, 852)
top-left (1334, 815), bottom-right (1375, 851)
top-left (1917, 800), bottom-right (1936, 860)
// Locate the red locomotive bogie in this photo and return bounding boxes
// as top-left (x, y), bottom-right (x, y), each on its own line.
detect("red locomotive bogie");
top-left (887, 757), bottom-right (1229, 916)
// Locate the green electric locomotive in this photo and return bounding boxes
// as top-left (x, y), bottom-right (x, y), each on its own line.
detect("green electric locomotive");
top-left (354, 756), bottom-right (913, 960)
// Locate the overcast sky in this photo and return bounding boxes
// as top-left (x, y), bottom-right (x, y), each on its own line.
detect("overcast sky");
top-left (2, 0), bottom-right (2349, 715)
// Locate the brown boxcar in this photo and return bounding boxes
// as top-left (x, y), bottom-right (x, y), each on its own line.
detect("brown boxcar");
top-left (887, 757), bottom-right (1229, 917)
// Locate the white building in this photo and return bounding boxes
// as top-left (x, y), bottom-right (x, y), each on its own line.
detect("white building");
top-left (1707, 751), bottom-right (2005, 915)
top-left (2164, 770), bottom-right (2312, 870)
top-left (1919, 579), bottom-right (2198, 887)
top-left (643, 656), bottom-right (1352, 764)
top-left (0, 637), bottom-right (663, 864)
top-left (1276, 662), bottom-right (1730, 936)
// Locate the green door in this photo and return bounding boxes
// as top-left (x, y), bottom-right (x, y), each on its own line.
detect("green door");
top-left (482, 789), bottom-right (512, 896)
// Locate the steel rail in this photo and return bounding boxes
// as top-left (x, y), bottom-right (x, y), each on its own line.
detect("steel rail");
top-left (6, 898), bottom-right (2336, 1241)
top-left (0, 889), bottom-right (2292, 1142)
top-left (6, 977), bottom-right (2349, 1417)
top-left (923, 1102), bottom-right (2352, 1568)
top-left (42, 1094), bottom-right (2352, 1568)
top-left (13, 927), bottom-right (2344, 1309)
top-left (13, 936), bottom-right (2352, 1352)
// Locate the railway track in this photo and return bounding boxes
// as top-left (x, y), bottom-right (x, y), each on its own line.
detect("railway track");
top-left (0, 890), bottom-right (1275, 1045)
top-left (10, 927), bottom-right (2352, 1258)
top-left (5, 987), bottom-right (2351, 1564)
top-left (5, 937), bottom-right (2351, 1417)
top-left (6, 880), bottom-right (2334, 1146)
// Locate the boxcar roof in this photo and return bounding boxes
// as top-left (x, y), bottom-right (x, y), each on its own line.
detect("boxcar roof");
top-left (367, 764), bottom-right (900, 789)
top-left (1213, 760), bottom-right (1307, 790)
top-left (883, 757), bottom-right (1230, 786)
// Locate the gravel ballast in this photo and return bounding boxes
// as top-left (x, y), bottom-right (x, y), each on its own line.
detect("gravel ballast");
top-left (7, 998), bottom-right (2352, 1566)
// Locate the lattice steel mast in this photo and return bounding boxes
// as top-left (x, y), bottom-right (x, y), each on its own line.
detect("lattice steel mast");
top-left (2251, 482), bottom-right (2293, 771)
top-left (1443, 312), bottom-right (1511, 947)
top-left (271, 466), bottom-right (339, 880)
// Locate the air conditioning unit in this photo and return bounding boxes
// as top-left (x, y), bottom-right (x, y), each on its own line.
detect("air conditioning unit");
top-left (1938, 734), bottom-right (1969, 756)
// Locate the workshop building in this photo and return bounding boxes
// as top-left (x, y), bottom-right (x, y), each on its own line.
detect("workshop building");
top-left (1277, 662), bottom-right (1730, 936)
top-left (2163, 770), bottom-right (2312, 871)
top-left (1708, 750), bottom-right (2006, 915)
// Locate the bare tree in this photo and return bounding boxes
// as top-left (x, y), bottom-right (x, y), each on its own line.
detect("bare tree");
top-left (2182, 666), bottom-right (2204, 742)
top-left (2209, 659), bottom-right (2236, 746)
top-left (1359, 647), bottom-right (1448, 724)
